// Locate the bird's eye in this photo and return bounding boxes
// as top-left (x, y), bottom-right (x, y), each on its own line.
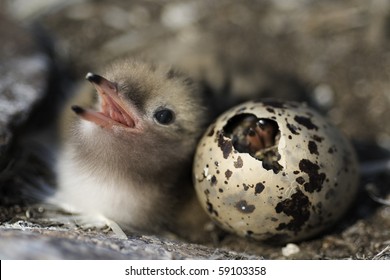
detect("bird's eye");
top-left (154, 108), bottom-right (175, 125)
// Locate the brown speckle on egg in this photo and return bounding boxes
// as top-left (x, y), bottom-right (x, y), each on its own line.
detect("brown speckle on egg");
top-left (286, 121), bottom-right (300, 135)
top-left (235, 200), bottom-right (256, 214)
top-left (299, 159), bottom-right (326, 193)
top-left (206, 201), bottom-right (218, 217)
top-left (296, 176), bottom-right (305, 185)
top-left (207, 124), bottom-right (215, 137)
top-left (294, 115), bottom-right (318, 130)
top-left (225, 169), bottom-right (233, 180)
top-left (210, 175), bottom-right (218, 186)
top-left (308, 140), bottom-right (319, 155)
top-left (275, 189), bottom-right (311, 234)
top-left (234, 156), bottom-right (243, 168)
top-left (255, 183), bottom-right (265, 195)
top-left (217, 131), bottom-right (233, 159)
top-left (312, 135), bottom-right (324, 143)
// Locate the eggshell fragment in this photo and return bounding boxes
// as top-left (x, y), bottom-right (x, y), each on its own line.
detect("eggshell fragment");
top-left (193, 100), bottom-right (359, 242)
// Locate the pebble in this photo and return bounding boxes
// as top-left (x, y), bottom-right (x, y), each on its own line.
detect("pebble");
top-left (313, 83), bottom-right (335, 109)
top-left (282, 243), bottom-right (300, 257)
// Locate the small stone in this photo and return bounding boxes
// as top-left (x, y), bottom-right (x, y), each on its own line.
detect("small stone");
top-left (282, 243), bottom-right (300, 257)
top-left (313, 84), bottom-right (334, 109)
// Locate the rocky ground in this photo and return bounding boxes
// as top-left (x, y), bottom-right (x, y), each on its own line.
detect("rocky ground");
top-left (0, 0), bottom-right (389, 259)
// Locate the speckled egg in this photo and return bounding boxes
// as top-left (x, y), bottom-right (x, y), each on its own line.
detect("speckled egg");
top-left (193, 100), bottom-right (359, 242)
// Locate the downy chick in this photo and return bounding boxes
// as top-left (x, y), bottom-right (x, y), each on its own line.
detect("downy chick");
top-left (54, 60), bottom-right (211, 239)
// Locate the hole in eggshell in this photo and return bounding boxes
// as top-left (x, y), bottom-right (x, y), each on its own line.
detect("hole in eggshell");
top-left (223, 113), bottom-right (283, 174)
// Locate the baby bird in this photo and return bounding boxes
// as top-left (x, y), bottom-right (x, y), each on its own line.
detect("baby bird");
top-left (54, 60), bottom-right (211, 239)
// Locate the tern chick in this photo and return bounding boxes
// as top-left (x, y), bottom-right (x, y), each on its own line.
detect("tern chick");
top-left (54, 60), bottom-right (211, 239)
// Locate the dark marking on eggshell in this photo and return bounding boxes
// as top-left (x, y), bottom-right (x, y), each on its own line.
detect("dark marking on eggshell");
top-left (217, 132), bottom-right (233, 159)
top-left (234, 156), bottom-right (243, 168)
top-left (294, 115), bottom-right (318, 130)
top-left (207, 125), bottom-right (215, 137)
top-left (235, 200), bottom-right (256, 213)
top-left (286, 122), bottom-right (300, 135)
top-left (328, 146), bottom-right (337, 154)
top-left (275, 189), bottom-right (311, 234)
top-left (210, 175), bottom-right (217, 186)
top-left (255, 183), bottom-right (265, 195)
top-left (312, 135), bottom-right (324, 142)
top-left (225, 169), bottom-right (233, 180)
top-left (299, 159), bottom-right (326, 193)
top-left (308, 141), bottom-right (319, 155)
top-left (296, 176), bottom-right (305, 185)
top-left (266, 107), bottom-right (275, 113)
top-left (196, 169), bottom-right (207, 183)
top-left (206, 201), bottom-right (219, 217)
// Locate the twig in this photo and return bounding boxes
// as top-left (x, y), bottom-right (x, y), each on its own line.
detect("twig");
top-left (372, 245), bottom-right (390, 260)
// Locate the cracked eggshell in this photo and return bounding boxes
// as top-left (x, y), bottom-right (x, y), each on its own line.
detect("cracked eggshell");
top-left (193, 100), bottom-right (359, 242)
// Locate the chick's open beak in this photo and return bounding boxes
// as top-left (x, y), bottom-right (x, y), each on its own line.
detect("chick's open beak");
top-left (72, 73), bottom-right (137, 130)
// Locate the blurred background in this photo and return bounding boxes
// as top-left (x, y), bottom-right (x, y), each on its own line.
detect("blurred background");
top-left (3, 0), bottom-right (390, 142)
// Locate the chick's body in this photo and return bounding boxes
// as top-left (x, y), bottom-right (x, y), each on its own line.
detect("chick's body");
top-left (55, 60), bottom-right (210, 237)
